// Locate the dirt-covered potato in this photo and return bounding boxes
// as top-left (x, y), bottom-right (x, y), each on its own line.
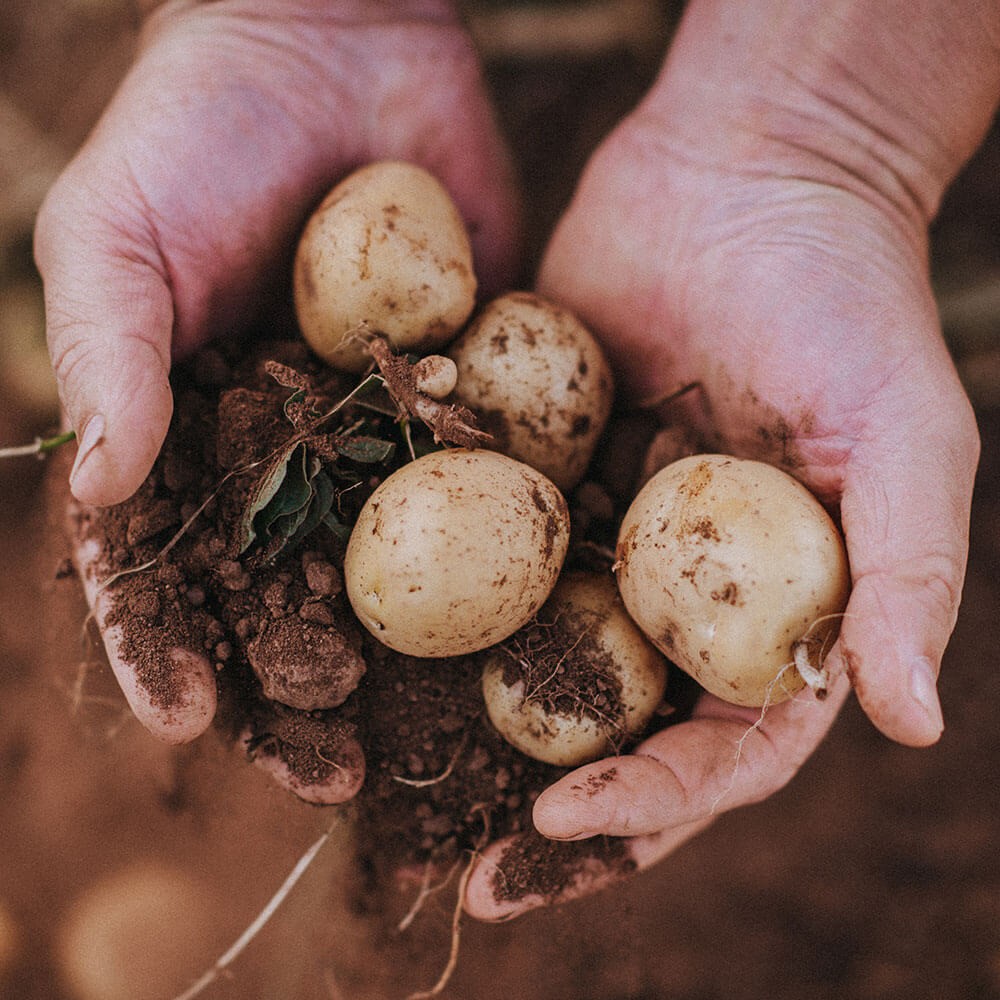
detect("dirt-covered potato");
top-left (344, 448), bottom-right (570, 657)
top-left (446, 292), bottom-right (614, 492)
top-left (482, 572), bottom-right (669, 767)
top-left (293, 161), bottom-right (477, 372)
top-left (616, 454), bottom-right (850, 707)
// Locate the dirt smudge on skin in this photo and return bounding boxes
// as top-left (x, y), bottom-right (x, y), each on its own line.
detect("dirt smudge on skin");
top-left (490, 831), bottom-right (636, 905)
top-left (575, 766), bottom-right (618, 798)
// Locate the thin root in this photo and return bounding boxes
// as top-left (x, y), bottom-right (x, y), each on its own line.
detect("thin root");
top-left (405, 852), bottom-right (477, 1000)
top-left (709, 661), bottom-right (797, 815)
top-left (171, 819), bottom-right (339, 1000)
top-left (397, 857), bottom-right (463, 933)
top-left (709, 613), bottom-right (849, 814)
top-left (403, 809), bottom-right (490, 999)
top-left (393, 731), bottom-right (469, 788)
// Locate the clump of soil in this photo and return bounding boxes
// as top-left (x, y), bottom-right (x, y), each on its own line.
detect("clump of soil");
top-left (66, 332), bottom-right (686, 910)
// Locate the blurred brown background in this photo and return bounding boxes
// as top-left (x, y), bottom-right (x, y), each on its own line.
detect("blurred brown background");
top-left (1, 2), bottom-right (999, 998)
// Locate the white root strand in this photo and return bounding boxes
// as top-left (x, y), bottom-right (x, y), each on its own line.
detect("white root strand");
top-left (171, 825), bottom-right (336, 1000)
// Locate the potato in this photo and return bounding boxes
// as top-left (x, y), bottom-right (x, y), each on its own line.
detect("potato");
top-left (616, 454), bottom-right (850, 707)
top-left (446, 292), bottom-right (614, 492)
top-left (56, 863), bottom-right (219, 1000)
top-left (482, 572), bottom-right (669, 767)
top-left (294, 161), bottom-right (477, 372)
top-left (344, 448), bottom-right (570, 657)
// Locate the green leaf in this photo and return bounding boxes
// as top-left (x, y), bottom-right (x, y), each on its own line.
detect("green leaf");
top-left (288, 469), bottom-right (337, 549)
top-left (335, 434), bottom-right (396, 464)
top-left (238, 439), bottom-right (301, 553)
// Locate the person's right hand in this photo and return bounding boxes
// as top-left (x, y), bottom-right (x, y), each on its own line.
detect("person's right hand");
top-left (38, 0), bottom-right (520, 788)
top-left (36, 0), bottom-right (519, 510)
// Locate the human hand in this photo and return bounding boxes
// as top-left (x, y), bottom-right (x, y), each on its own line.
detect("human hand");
top-left (40, 0), bottom-right (519, 786)
top-left (465, 0), bottom-right (995, 918)
top-left (36, 0), bottom-right (519, 509)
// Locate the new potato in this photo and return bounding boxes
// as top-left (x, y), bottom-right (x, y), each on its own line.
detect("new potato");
top-left (616, 454), bottom-right (850, 707)
top-left (294, 161), bottom-right (476, 371)
top-left (482, 572), bottom-right (669, 767)
top-left (447, 292), bottom-right (614, 492)
top-left (344, 449), bottom-right (570, 657)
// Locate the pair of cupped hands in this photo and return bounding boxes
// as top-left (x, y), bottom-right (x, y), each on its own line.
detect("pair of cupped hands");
top-left (35, 0), bottom-right (981, 921)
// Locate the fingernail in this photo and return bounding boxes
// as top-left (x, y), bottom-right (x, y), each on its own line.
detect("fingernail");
top-left (69, 414), bottom-right (105, 487)
top-left (909, 656), bottom-right (944, 735)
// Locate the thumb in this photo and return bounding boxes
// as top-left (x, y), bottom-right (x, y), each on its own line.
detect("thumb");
top-left (836, 379), bottom-right (979, 746)
top-left (35, 172), bottom-right (174, 507)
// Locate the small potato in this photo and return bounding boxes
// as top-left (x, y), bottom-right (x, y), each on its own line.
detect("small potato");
top-left (294, 161), bottom-right (477, 371)
top-left (616, 454), bottom-right (850, 707)
top-left (447, 292), bottom-right (614, 492)
top-left (344, 449), bottom-right (570, 657)
top-left (482, 572), bottom-right (669, 767)
top-left (56, 863), bottom-right (219, 1000)
top-left (412, 354), bottom-right (459, 399)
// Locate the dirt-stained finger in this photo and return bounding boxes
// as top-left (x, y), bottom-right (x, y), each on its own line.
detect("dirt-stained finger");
top-left (463, 818), bottom-right (711, 922)
top-left (530, 673), bottom-right (849, 842)
top-left (241, 723), bottom-right (365, 806)
top-left (69, 509), bottom-right (218, 745)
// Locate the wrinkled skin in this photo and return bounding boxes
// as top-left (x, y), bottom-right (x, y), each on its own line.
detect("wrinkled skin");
top-left (34, 0), bottom-right (992, 915)
top-left (467, 1), bottom-right (994, 918)
top-left (36, 0), bottom-right (520, 801)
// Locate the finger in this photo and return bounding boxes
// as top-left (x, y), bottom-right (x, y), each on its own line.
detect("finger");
top-left (241, 727), bottom-right (365, 806)
top-left (531, 673), bottom-right (849, 841)
top-left (70, 504), bottom-right (217, 745)
top-left (837, 383), bottom-right (979, 746)
top-left (463, 819), bottom-right (711, 922)
top-left (35, 174), bottom-right (174, 508)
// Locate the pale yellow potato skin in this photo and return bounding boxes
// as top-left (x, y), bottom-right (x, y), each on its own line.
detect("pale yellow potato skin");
top-left (447, 292), bottom-right (614, 492)
top-left (616, 454), bottom-right (850, 707)
top-left (344, 449), bottom-right (570, 657)
top-left (482, 572), bottom-right (669, 767)
top-left (294, 161), bottom-right (476, 371)
top-left (56, 863), bottom-right (217, 1000)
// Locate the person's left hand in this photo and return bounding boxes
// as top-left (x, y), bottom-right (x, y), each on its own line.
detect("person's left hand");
top-left (464, 55), bottom-right (979, 919)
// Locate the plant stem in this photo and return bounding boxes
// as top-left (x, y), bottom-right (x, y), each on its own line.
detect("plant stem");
top-left (0, 430), bottom-right (76, 459)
